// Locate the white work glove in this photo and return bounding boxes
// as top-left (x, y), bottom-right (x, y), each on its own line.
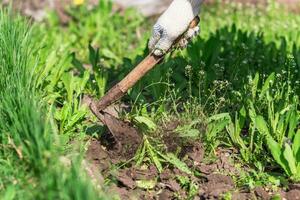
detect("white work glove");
top-left (148, 0), bottom-right (203, 56)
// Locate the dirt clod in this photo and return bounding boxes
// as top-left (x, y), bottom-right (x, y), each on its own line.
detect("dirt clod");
top-left (286, 189), bottom-right (300, 200)
top-left (130, 165), bottom-right (158, 180)
top-left (197, 163), bottom-right (218, 175)
top-left (85, 139), bottom-right (110, 173)
top-left (98, 112), bottom-right (142, 160)
top-left (290, 183), bottom-right (300, 190)
top-left (160, 169), bottom-right (173, 180)
top-left (184, 142), bottom-right (204, 164)
top-left (254, 187), bottom-right (270, 200)
top-left (199, 174), bottom-right (235, 199)
top-left (232, 192), bottom-right (256, 200)
top-left (116, 170), bottom-right (136, 189)
top-left (206, 174), bottom-right (234, 186)
top-left (159, 189), bottom-right (173, 200)
top-left (165, 179), bottom-right (181, 192)
top-left (86, 94), bottom-right (142, 161)
top-left (110, 186), bottom-right (133, 200)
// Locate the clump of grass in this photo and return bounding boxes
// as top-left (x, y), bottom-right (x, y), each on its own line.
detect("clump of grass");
top-left (0, 9), bottom-right (104, 200)
top-left (0, 9), bottom-right (51, 174)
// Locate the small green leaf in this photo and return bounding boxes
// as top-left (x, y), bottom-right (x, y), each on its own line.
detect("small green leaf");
top-left (255, 116), bottom-right (270, 136)
top-left (65, 110), bottom-right (87, 131)
top-left (78, 71), bottom-right (90, 95)
top-left (178, 129), bottom-right (200, 138)
top-left (160, 153), bottom-right (192, 175)
top-left (2, 186), bottom-right (16, 200)
top-left (146, 141), bottom-right (162, 173)
top-left (266, 136), bottom-right (290, 176)
top-left (271, 194), bottom-right (281, 200)
top-left (287, 110), bottom-right (299, 139)
top-left (88, 44), bottom-right (100, 70)
top-left (239, 106), bottom-right (246, 129)
top-left (259, 72), bottom-right (275, 100)
top-left (102, 48), bottom-right (121, 63)
top-left (134, 116), bottom-right (157, 132)
top-left (283, 143), bottom-right (297, 175)
top-left (61, 73), bottom-right (74, 103)
top-left (248, 101), bottom-right (257, 123)
top-left (207, 113), bottom-right (231, 123)
top-left (60, 103), bottom-right (72, 124)
top-left (251, 73), bottom-right (259, 100)
top-left (136, 179), bottom-right (157, 189)
top-left (176, 175), bottom-right (190, 186)
top-left (135, 141), bottom-right (146, 166)
top-left (207, 114), bottom-right (231, 141)
top-left (293, 130), bottom-right (300, 162)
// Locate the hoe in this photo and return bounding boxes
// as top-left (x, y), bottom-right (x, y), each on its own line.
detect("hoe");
top-left (89, 17), bottom-right (200, 155)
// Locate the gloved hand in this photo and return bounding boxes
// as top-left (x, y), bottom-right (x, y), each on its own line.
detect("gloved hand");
top-left (148, 0), bottom-right (203, 56)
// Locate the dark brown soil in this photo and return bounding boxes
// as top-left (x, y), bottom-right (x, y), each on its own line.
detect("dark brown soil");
top-left (83, 94), bottom-right (142, 161)
top-left (85, 119), bottom-right (300, 199)
top-left (99, 112), bottom-right (142, 161)
top-left (85, 139), bottom-right (111, 174)
top-left (286, 190), bottom-right (300, 200)
top-left (254, 187), bottom-right (271, 200)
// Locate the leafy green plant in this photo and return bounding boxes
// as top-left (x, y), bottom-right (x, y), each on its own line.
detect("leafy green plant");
top-left (0, 8), bottom-right (104, 199)
top-left (255, 115), bottom-right (300, 181)
top-left (175, 119), bottom-right (201, 138)
top-left (226, 107), bottom-right (253, 162)
top-left (206, 113), bottom-right (231, 150)
top-left (133, 115), bottom-right (157, 133)
top-left (135, 137), bottom-right (192, 174)
top-left (249, 71), bottom-right (300, 181)
top-left (222, 71), bottom-right (300, 180)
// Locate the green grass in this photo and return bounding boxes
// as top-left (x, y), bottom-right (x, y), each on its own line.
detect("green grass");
top-left (1, 0), bottom-right (300, 199)
top-left (0, 9), bottom-right (105, 200)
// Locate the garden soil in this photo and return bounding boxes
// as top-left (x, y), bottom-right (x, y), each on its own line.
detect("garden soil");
top-left (85, 121), bottom-right (300, 200)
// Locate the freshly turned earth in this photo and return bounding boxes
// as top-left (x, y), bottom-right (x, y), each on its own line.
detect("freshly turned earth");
top-left (85, 120), bottom-right (300, 200)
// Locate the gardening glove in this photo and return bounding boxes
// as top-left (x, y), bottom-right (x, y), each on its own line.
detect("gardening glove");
top-left (148, 0), bottom-right (203, 56)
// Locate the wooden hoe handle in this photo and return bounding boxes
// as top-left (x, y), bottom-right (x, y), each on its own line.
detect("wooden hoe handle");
top-left (94, 16), bottom-right (200, 112)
